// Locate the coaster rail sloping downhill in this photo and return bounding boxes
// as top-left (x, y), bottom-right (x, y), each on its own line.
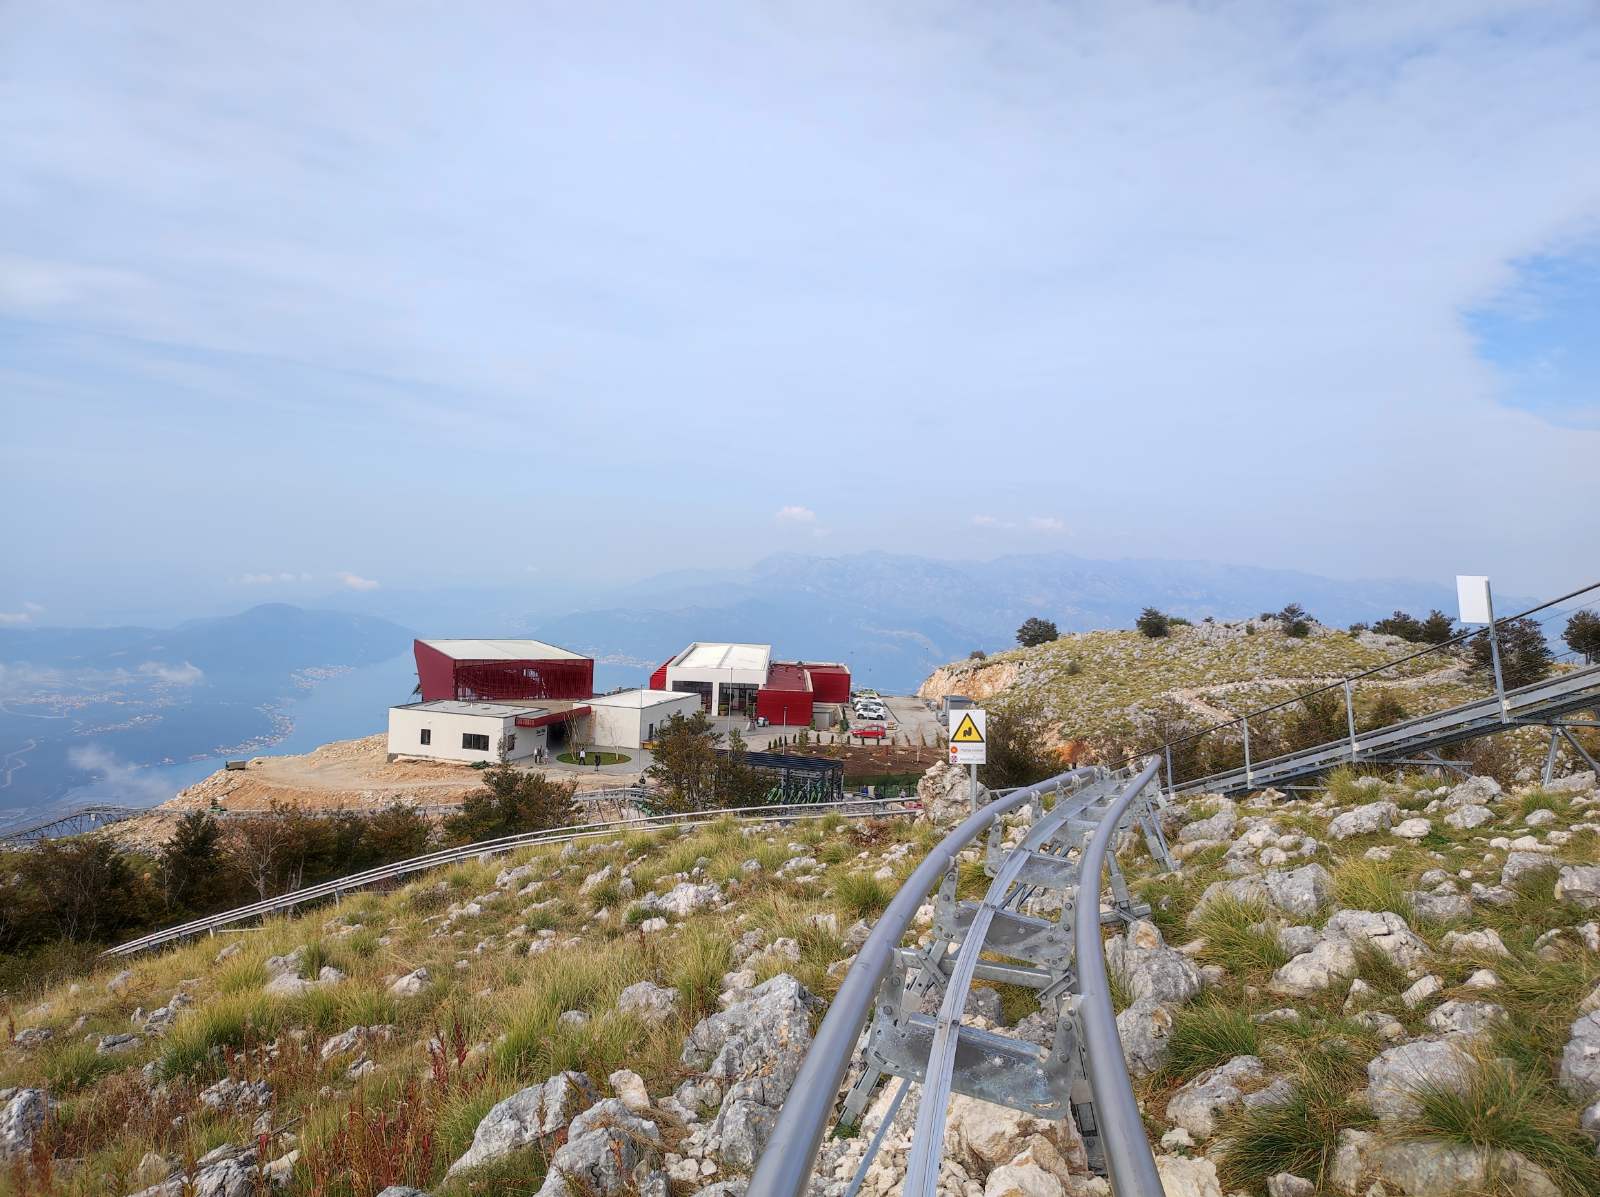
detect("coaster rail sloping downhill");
top-left (749, 759), bottom-right (1172, 1197)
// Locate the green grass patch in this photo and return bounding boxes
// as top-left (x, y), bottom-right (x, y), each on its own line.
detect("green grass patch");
top-left (1164, 1001), bottom-right (1259, 1082)
top-left (556, 751), bottom-right (629, 766)
top-left (835, 872), bottom-right (891, 920)
top-left (1191, 895), bottom-right (1289, 977)
top-left (1397, 1056), bottom-right (1600, 1196)
top-left (1217, 1062), bottom-right (1374, 1191)
top-left (1331, 858), bottom-right (1416, 921)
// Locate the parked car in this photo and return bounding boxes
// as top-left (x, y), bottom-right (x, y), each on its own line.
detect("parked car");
top-left (855, 726), bottom-right (886, 739)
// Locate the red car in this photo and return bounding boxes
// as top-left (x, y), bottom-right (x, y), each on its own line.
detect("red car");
top-left (854, 726), bottom-right (886, 739)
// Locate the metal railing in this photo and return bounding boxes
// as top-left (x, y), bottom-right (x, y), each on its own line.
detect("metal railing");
top-left (102, 796), bottom-right (917, 957)
top-left (748, 762), bottom-right (1168, 1197)
top-left (0, 803), bottom-right (144, 844)
top-left (1121, 579), bottom-right (1600, 796)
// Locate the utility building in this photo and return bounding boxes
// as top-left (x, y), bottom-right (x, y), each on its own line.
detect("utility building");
top-left (649, 642), bottom-right (851, 728)
top-left (387, 700), bottom-right (561, 763)
top-left (414, 638), bottom-right (593, 703)
top-left (585, 689), bottom-right (702, 749)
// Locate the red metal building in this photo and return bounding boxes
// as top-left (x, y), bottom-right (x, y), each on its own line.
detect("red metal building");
top-left (414, 638), bottom-right (594, 703)
top-left (755, 661), bottom-right (814, 727)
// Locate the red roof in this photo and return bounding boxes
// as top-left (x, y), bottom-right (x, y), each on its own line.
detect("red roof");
top-left (762, 662), bottom-right (812, 692)
top-left (514, 705), bottom-right (588, 729)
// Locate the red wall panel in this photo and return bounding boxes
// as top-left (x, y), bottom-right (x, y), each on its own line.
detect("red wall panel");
top-left (756, 688), bottom-right (813, 727)
top-left (414, 640), bottom-right (459, 701)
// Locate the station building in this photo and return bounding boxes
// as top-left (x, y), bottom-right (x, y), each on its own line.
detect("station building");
top-left (386, 699), bottom-right (572, 763)
top-left (649, 642), bottom-right (851, 728)
top-left (413, 638), bottom-right (593, 703)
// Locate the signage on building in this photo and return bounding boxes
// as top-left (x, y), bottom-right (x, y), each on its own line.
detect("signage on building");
top-left (948, 708), bottom-right (987, 765)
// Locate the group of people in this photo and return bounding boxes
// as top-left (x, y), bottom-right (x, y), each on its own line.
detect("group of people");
top-left (528, 745), bottom-right (591, 766)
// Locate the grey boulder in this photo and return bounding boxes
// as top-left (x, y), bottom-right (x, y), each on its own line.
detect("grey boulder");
top-left (446, 1071), bottom-right (601, 1176)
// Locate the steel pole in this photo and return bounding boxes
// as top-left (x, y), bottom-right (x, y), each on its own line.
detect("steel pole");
top-left (1073, 759), bottom-right (1166, 1197)
top-left (1486, 588), bottom-right (1509, 723)
top-left (1343, 679), bottom-right (1358, 760)
top-left (1241, 717), bottom-right (1253, 786)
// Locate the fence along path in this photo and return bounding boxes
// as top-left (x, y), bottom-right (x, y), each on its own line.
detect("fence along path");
top-left (103, 796), bottom-right (916, 957)
top-left (750, 760), bottom-right (1173, 1197)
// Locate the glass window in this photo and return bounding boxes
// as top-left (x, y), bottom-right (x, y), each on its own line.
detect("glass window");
top-left (420, 728), bottom-right (431, 745)
top-left (462, 732), bottom-right (490, 751)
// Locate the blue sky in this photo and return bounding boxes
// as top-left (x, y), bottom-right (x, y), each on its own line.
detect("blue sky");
top-left (2, 1), bottom-right (1598, 625)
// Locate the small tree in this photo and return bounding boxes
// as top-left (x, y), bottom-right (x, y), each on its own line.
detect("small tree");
top-left (1135, 608), bottom-right (1170, 639)
top-left (980, 698), bottom-right (1060, 789)
top-left (1418, 609), bottom-right (1455, 645)
top-left (1564, 610), bottom-right (1600, 664)
top-left (1015, 617), bottom-right (1059, 648)
top-left (446, 762), bottom-right (578, 842)
top-left (968, 649), bottom-right (987, 660)
top-left (1278, 603), bottom-right (1311, 638)
top-left (160, 810), bottom-right (226, 914)
top-left (1372, 611), bottom-right (1423, 642)
top-left (644, 711), bottom-right (723, 813)
top-left (1470, 617), bottom-right (1552, 690)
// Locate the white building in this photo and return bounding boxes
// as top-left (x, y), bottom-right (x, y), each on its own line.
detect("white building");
top-left (585, 689), bottom-right (702, 749)
top-left (658, 642), bottom-right (772, 717)
top-left (387, 700), bottom-right (552, 763)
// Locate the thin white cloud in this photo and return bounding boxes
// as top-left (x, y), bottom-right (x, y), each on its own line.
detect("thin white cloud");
top-left (338, 571), bottom-right (381, 591)
top-left (238, 571), bottom-right (304, 585)
top-left (775, 505), bottom-right (817, 524)
top-left (0, 611), bottom-right (32, 626)
top-left (139, 660), bottom-right (204, 685)
top-left (1029, 516), bottom-right (1067, 533)
top-left (971, 515), bottom-right (1015, 529)
top-left (23, 602), bottom-right (44, 613)
top-left (66, 744), bottom-right (178, 805)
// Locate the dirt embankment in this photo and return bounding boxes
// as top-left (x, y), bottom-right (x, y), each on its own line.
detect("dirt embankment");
top-left (107, 734), bottom-right (640, 851)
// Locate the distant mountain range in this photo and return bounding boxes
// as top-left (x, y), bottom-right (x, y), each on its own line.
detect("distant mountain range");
top-left (530, 551), bottom-right (1508, 692)
top-left (0, 603), bottom-right (412, 678)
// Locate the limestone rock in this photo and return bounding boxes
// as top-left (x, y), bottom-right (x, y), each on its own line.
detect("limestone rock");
top-left (1501, 851), bottom-right (1555, 889)
top-left (1115, 999), bottom-right (1175, 1076)
top-left (535, 1098), bottom-right (661, 1197)
top-left (1327, 802), bottom-right (1397, 840)
top-left (1269, 937), bottom-right (1357, 997)
top-left (0, 1090), bottom-right (48, 1161)
top-left (388, 968), bottom-right (432, 997)
top-left (1555, 865), bottom-right (1600, 911)
top-left (446, 1071), bottom-right (601, 1176)
top-left (1164, 1055), bottom-right (1266, 1139)
top-left (1423, 999), bottom-right (1504, 1038)
top-left (918, 762), bottom-right (983, 826)
top-left (1323, 909), bottom-right (1428, 972)
top-left (1103, 921), bottom-right (1201, 1008)
top-left (1264, 864), bottom-right (1334, 918)
top-left (618, 981), bottom-right (680, 1023)
top-left (1559, 1010), bottom-right (1600, 1101)
top-left (1440, 928), bottom-right (1509, 958)
top-left (1366, 1039), bottom-right (1474, 1120)
top-left (1153, 1154), bottom-right (1223, 1197)
top-left (1443, 804), bottom-right (1493, 830)
top-left (1367, 1139), bottom-right (1559, 1197)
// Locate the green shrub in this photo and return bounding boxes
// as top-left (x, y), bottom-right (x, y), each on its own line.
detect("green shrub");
top-left (672, 925), bottom-right (733, 1021)
top-left (1331, 858), bottom-right (1415, 921)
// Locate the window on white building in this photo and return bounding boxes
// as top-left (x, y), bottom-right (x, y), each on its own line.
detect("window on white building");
top-left (462, 732), bottom-right (490, 751)
top-left (420, 728), bottom-right (431, 745)
top-left (506, 734), bottom-right (516, 751)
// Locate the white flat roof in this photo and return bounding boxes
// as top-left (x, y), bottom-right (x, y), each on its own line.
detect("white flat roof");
top-left (672, 642), bottom-right (771, 672)
top-left (587, 688), bottom-right (699, 710)
top-left (420, 637), bottom-right (587, 662)
top-left (392, 700), bottom-right (547, 719)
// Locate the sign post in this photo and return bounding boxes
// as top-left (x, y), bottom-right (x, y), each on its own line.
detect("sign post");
top-left (1457, 575), bottom-right (1509, 722)
top-left (948, 708), bottom-right (987, 810)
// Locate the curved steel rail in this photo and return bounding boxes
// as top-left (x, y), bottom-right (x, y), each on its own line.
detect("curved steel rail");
top-left (1073, 759), bottom-right (1166, 1196)
top-left (103, 796), bottom-right (916, 957)
top-left (745, 768), bottom-right (1177, 1197)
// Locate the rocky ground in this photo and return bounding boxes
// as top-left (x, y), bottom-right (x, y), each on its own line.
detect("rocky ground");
top-left (917, 618), bottom-right (1482, 759)
top-left (5, 759), bottom-right (1600, 1197)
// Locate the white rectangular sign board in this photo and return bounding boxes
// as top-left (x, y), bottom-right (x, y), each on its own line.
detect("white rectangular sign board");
top-left (1456, 575), bottom-right (1493, 625)
top-left (948, 708), bottom-right (987, 765)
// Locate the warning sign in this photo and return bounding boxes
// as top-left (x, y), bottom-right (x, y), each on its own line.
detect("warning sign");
top-left (948, 708), bottom-right (987, 765)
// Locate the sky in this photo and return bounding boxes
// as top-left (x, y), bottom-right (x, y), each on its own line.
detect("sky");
top-left (3, 1), bottom-right (1599, 626)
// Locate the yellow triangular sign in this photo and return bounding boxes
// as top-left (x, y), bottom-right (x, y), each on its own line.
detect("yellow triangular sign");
top-left (951, 713), bottom-right (984, 743)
